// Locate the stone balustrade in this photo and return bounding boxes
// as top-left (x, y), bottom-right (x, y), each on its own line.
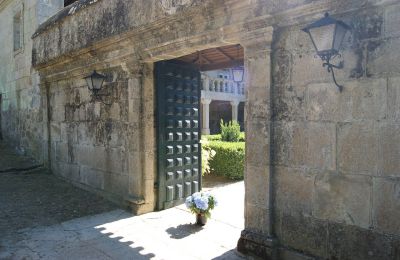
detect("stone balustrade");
top-left (201, 74), bottom-right (245, 96)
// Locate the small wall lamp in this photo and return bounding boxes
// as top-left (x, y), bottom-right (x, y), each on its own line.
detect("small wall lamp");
top-left (302, 13), bottom-right (351, 92)
top-left (232, 67), bottom-right (244, 83)
top-left (84, 70), bottom-right (112, 105)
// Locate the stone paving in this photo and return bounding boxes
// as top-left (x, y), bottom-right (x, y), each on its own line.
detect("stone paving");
top-left (0, 142), bottom-right (247, 260)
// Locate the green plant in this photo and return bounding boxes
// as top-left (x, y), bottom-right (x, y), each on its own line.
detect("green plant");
top-left (201, 144), bottom-right (215, 176)
top-left (203, 141), bottom-right (245, 180)
top-left (220, 120), bottom-right (241, 142)
top-left (204, 134), bottom-right (222, 141)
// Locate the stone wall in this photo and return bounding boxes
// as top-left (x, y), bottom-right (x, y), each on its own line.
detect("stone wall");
top-left (270, 3), bottom-right (400, 259)
top-left (30, 0), bottom-right (400, 259)
top-left (0, 0), bottom-right (62, 161)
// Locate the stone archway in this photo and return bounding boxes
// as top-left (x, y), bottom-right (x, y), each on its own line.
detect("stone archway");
top-left (134, 26), bottom-right (275, 255)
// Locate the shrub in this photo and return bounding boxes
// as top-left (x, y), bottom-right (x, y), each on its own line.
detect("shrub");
top-left (220, 120), bottom-right (241, 142)
top-left (203, 141), bottom-right (245, 180)
top-left (202, 134), bottom-right (221, 141)
top-left (201, 144), bottom-right (215, 176)
top-left (202, 133), bottom-right (244, 142)
top-left (239, 132), bottom-right (245, 142)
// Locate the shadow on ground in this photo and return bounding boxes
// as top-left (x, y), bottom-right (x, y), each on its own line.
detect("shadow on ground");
top-left (166, 223), bottom-right (203, 239)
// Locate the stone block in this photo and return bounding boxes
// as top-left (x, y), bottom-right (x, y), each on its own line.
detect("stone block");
top-left (50, 123), bottom-right (61, 142)
top-left (80, 165), bottom-right (105, 190)
top-left (245, 119), bottom-right (270, 168)
top-left (313, 173), bottom-right (372, 229)
top-left (55, 142), bottom-right (70, 163)
top-left (372, 177), bottom-right (400, 235)
top-left (104, 172), bottom-right (129, 197)
top-left (128, 98), bottom-right (140, 123)
top-left (54, 162), bottom-right (80, 183)
top-left (307, 83), bottom-right (350, 122)
top-left (109, 103), bottom-right (120, 121)
top-left (384, 4), bottom-right (400, 38)
top-left (274, 121), bottom-right (332, 169)
top-left (350, 9), bottom-right (383, 40)
top-left (143, 151), bottom-right (156, 181)
top-left (307, 78), bottom-right (387, 122)
top-left (51, 105), bottom-right (66, 122)
top-left (380, 123), bottom-right (400, 176)
top-left (292, 48), bottom-right (359, 88)
top-left (286, 121), bottom-right (307, 167)
top-left (275, 166), bottom-right (314, 217)
top-left (338, 122), bottom-right (380, 174)
top-left (245, 165), bottom-right (270, 207)
top-left (328, 221), bottom-right (395, 260)
top-left (367, 37), bottom-right (400, 76)
top-left (272, 47), bottom-right (307, 121)
top-left (280, 214), bottom-right (328, 258)
top-left (245, 203), bottom-right (270, 235)
top-left (306, 122), bottom-right (336, 171)
top-left (351, 79), bottom-right (387, 120)
top-left (388, 77), bottom-right (400, 122)
top-left (75, 145), bottom-right (127, 174)
top-left (246, 53), bottom-right (271, 89)
top-left (247, 86), bottom-right (270, 119)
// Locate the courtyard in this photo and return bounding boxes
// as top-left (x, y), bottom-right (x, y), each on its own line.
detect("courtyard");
top-left (0, 142), bottom-right (245, 260)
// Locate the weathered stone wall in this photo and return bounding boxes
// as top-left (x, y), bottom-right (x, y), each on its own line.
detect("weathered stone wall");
top-left (45, 62), bottom-right (151, 207)
top-left (30, 0), bottom-right (400, 259)
top-left (271, 3), bottom-right (400, 259)
top-left (0, 0), bottom-right (62, 161)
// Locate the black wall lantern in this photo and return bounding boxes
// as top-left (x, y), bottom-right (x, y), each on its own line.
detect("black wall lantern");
top-left (84, 70), bottom-right (112, 105)
top-left (84, 70), bottom-right (106, 95)
top-left (302, 13), bottom-right (351, 91)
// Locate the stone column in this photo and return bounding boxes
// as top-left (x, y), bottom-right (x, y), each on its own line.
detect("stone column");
top-left (201, 99), bottom-right (211, 135)
top-left (124, 61), bottom-right (155, 215)
top-left (231, 100), bottom-right (239, 122)
top-left (237, 27), bottom-right (276, 259)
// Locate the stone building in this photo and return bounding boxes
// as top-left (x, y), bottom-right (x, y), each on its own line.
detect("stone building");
top-left (1, 0), bottom-right (400, 259)
top-left (0, 0), bottom-right (63, 159)
top-left (201, 68), bottom-right (245, 134)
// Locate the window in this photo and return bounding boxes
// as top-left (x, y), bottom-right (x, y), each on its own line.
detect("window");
top-left (13, 10), bottom-right (23, 52)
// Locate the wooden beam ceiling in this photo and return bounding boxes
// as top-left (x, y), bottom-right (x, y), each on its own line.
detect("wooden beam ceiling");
top-left (174, 44), bottom-right (244, 71)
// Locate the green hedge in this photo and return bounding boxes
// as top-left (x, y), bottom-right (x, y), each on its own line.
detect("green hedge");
top-left (202, 132), bottom-right (245, 142)
top-left (202, 140), bottom-right (245, 180)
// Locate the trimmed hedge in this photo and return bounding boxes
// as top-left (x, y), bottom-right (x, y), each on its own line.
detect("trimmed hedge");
top-left (202, 132), bottom-right (245, 142)
top-left (202, 140), bottom-right (245, 180)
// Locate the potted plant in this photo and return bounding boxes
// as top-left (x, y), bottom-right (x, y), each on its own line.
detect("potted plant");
top-left (185, 192), bottom-right (217, 226)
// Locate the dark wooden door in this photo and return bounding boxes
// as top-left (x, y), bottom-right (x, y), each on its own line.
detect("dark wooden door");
top-left (155, 61), bottom-right (201, 210)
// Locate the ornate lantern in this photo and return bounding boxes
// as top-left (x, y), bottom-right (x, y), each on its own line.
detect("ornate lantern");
top-left (302, 13), bottom-right (351, 91)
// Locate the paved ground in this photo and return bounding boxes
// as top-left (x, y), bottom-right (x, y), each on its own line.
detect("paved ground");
top-left (0, 142), bottom-right (247, 259)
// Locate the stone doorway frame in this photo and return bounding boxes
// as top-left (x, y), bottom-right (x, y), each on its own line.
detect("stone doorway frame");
top-left (133, 26), bottom-right (275, 253)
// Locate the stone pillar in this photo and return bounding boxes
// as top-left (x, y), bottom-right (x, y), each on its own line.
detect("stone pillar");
top-left (231, 101), bottom-right (239, 122)
top-left (124, 62), bottom-right (155, 215)
top-left (201, 99), bottom-right (211, 135)
top-left (237, 27), bottom-right (276, 259)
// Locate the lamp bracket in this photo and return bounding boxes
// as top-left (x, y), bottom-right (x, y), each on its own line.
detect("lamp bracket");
top-left (322, 58), bottom-right (344, 92)
top-left (91, 92), bottom-right (112, 106)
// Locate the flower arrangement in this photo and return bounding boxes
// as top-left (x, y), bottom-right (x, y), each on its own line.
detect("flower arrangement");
top-left (185, 192), bottom-right (217, 222)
